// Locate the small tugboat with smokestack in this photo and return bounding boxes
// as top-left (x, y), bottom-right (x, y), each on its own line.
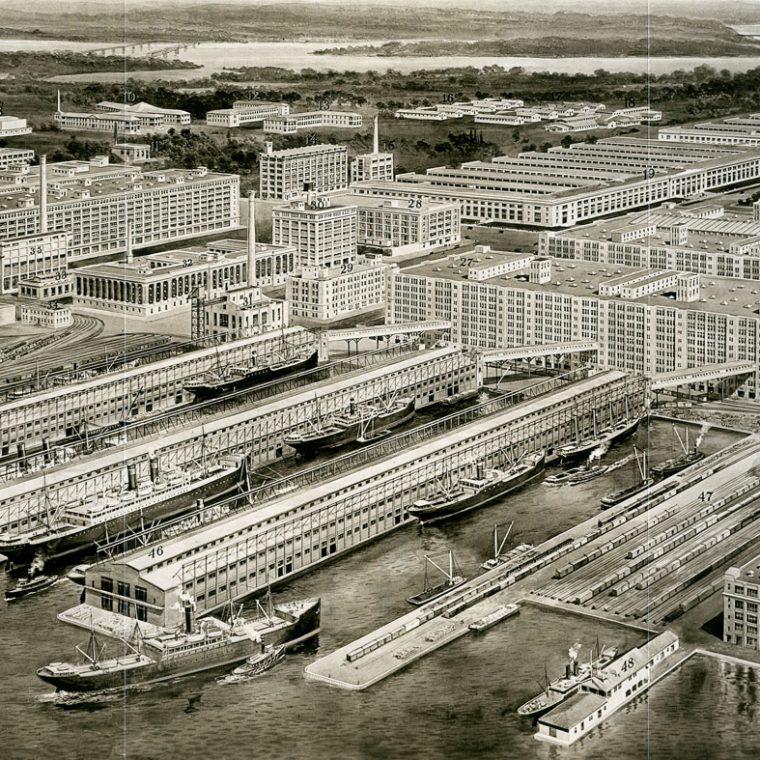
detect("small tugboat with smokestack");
top-left (5, 558), bottom-right (58, 601)
top-left (37, 593), bottom-right (320, 692)
top-left (284, 394), bottom-right (415, 456)
top-left (517, 642), bottom-right (619, 717)
top-left (650, 425), bottom-right (707, 479)
top-left (0, 450), bottom-right (247, 561)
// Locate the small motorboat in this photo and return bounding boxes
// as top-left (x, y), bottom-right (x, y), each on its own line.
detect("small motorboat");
top-left (218, 644), bottom-right (286, 683)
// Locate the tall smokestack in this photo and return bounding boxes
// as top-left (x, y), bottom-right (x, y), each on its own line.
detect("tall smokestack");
top-left (39, 154), bottom-right (48, 234)
top-left (56, 90), bottom-right (61, 113)
top-left (247, 191), bottom-right (256, 287)
top-left (125, 220), bottom-right (133, 264)
top-left (373, 114), bottom-right (379, 154)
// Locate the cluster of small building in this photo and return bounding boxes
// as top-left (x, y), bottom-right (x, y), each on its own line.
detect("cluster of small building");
top-left (54, 93), bottom-right (192, 137)
top-left (206, 99), bottom-right (362, 134)
top-left (394, 98), bottom-right (661, 132)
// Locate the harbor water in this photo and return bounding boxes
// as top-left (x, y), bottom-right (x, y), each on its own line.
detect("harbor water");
top-left (1, 420), bottom-right (758, 760)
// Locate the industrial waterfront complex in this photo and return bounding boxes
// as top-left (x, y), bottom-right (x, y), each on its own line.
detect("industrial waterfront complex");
top-left (4, 18), bottom-right (760, 759)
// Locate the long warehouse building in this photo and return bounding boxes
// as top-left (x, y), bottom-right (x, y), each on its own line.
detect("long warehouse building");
top-left (66, 369), bottom-right (643, 630)
top-left (0, 346), bottom-right (478, 533)
top-left (351, 137), bottom-right (760, 228)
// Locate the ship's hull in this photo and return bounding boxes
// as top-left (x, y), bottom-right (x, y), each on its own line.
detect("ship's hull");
top-left (408, 454), bottom-right (545, 524)
top-left (5, 575), bottom-right (57, 601)
top-left (650, 450), bottom-right (705, 479)
top-left (600, 478), bottom-right (654, 508)
top-left (558, 418), bottom-right (640, 463)
top-left (185, 351), bottom-right (319, 400)
top-left (0, 461), bottom-right (245, 561)
top-left (285, 399), bottom-right (415, 456)
top-left (37, 599), bottom-right (320, 692)
top-left (407, 577), bottom-right (466, 606)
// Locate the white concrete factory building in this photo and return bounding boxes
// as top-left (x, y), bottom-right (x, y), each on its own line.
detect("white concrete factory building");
top-left (259, 142), bottom-right (349, 200)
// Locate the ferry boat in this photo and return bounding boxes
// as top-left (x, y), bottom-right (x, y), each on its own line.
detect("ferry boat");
top-left (218, 644), bottom-right (286, 683)
top-left (407, 551), bottom-right (466, 606)
top-left (184, 348), bottom-right (318, 400)
top-left (556, 416), bottom-right (640, 463)
top-left (468, 604), bottom-right (520, 633)
top-left (284, 396), bottom-right (415, 456)
top-left (37, 595), bottom-right (320, 692)
top-left (407, 451), bottom-right (545, 524)
top-left (518, 642), bottom-right (619, 717)
top-left (0, 454), bottom-right (247, 561)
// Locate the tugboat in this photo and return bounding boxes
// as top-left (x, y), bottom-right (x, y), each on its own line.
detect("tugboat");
top-left (0, 453), bottom-right (248, 561)
top-left (218, 644), bottom-right (286, 683)
top-left (600, 448), bottom-right (653, 508)
top-left (518, 642), bottom-right (619, 717)
top-left (5, 561), bottom-right (57, 602)
top-left (37, 595), bottom-right (320, 692)
top-left (284, 395), bottom-right (415, 456)
top-left (184, 347), bottom-right (318, 400)
top-left (650, 426), bottom-right (706, 479)
top-left (407, 450), bottom-right (545, 524)
top-left (545, 463), bottom-right (605, 486)
top-left (407, 551), bottom-right (466, 606)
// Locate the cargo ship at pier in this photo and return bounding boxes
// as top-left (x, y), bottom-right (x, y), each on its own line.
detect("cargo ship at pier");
top-left (556, 416), bottom-right (640, 463)
top-left (407, 450), bottom-right (545, 524)
top-left (0, 454), bottom-right (247, 561)
top-left (284, 396), bottom-right (415, 456)
top-left (37, 595), bottom-right (320, 692)
top-left (184, 348), bottom-right (318, 400)
top-left (650, 426), bottom-right (706, 479)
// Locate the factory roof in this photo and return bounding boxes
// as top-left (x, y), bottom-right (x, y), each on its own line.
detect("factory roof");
top-left (400, 249), bottom-right (760, 319)
top-left (262, 143), bottom-right (348, 158)
top-left (97, 101), bottom-right (190, 117)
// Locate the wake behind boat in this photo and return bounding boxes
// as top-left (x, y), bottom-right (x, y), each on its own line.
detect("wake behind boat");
top-left (407, 450), bottom-right (545, 524)
top-left (37, 595), bottom-right (320, 692)
top-left (284, 396), bottom-right (415, 456)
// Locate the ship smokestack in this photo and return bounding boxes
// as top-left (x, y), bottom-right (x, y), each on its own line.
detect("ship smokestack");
top-left (181, 593), bottom-right (196, 633)
top-left (39, 154), bottom-right (48, 234)
top-left (573, 660), bottom-right (579, 676)
top-left (127, 463), bottom-right (138, 491)
top-left (349, 397), bottom-right (356, 415)
top-left (149, 454), bottom-right (160, 483)
top-left (566, 663), bottom-right (571, 679)
top-left (476, 462), bottom-right (485, 480)
top-left (17, 443), bottom-right (26, 470)
top-left (42, 437), bottom-right (51, 464)
top-left (125, 220), bottom-right (133, 264)
top-left (373, 114), bottom-right (379, 154)
top-left (247, 191), bottom-right (257, 287)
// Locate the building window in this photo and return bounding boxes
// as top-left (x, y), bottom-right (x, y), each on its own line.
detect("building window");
top-left (101, 596), bottom-right (113, 612)
top-left (101, 577), bottom-right (113, 593)
top-left (134, 586), bottom-right (148, 602)
top-left (136, 605), bottom-right (148, 622)
top-left (117, 581), bottom-right (131, 598)
top-left (118, 599), bottom-right (132, 617)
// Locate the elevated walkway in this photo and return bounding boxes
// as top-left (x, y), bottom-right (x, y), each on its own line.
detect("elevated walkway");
top-left (480, 341), bottom-right (599, 363)
top-left (650, 361), bottom-right (756, 390)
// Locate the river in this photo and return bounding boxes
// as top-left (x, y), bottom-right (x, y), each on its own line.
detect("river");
top-left (1, 39), bottom-right (760, 82)
top-left (1, 419), bottom-right (757, 759)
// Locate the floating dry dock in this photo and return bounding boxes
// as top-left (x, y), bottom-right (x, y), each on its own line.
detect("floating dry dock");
top-left (305, 434), bottom-right (760, 690)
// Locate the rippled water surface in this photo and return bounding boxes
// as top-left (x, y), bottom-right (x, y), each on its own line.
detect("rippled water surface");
top-left (1, 421), bottom-right (757, 760)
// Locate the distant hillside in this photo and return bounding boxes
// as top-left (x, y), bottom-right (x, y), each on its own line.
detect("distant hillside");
top-left (0, 4), bottom-right (757, 51)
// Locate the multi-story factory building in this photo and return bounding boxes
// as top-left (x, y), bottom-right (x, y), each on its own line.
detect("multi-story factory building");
top-left (351, 137), bottom-right (760, 228)
top-left (259, 143), bottom-right (349, 200)
top-left (387, 247), bottom-right (760, 398)
top-left (263, 110), bottom-right (362, 134)
top-left (0, 231), bottom-right (69, 293)
top-left (355, 197), bottom-right (461, 259)
top-left (206, 102), bottom-right (289, 128)
top-left (724, 554), bottom-right (760, 649)
top-left (0, 147), bottom-right (34, 169)
top-left (272, 198), bottom-right (357, 269)
top-left (0, 160), bottom-right (240, 262)
top-left (540, 204), bottom-right (760, 281)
